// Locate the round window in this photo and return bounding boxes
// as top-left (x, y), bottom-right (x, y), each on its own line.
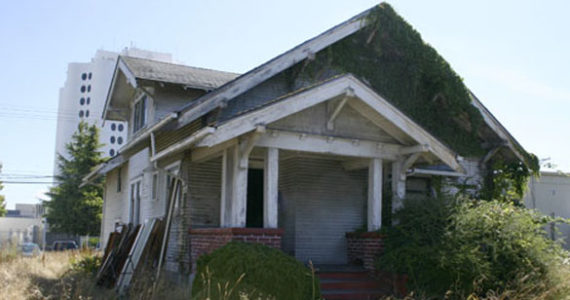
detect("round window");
top-left (87, 85), bottom-right (91, 92)
top-left (111, 123), bottom-right (116, 131)
top-left (88, 73), bottom-right (92, 80)
top-left (110, 136), bottom-right (116, 144)
top-left (109, 149), bottom-right (115, 156)
top-left (117, 137), bottom-right (123, 145)
top-left (80, 98), bottom-right (85, 105)
top-left (80, 86), bottom-right (86, 93)
top-left (81, 73), bottom-right (87, 80)
top-left (85, 110), bottom-right (89, 117)
top-left (79, 110), bottom-right (84, 118)
top-left (86, 97), bottom-right (90, 105)
top-left (118, 124), bottom-right (124, 132)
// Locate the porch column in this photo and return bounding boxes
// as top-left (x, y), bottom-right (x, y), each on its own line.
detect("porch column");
top-left (220, 145), bottom-right (248, 227)
top-left (368, 158), bottom-right (383, 231)
top-left (232, 144), bottom-right (248, 227)
top-left (263, 148), bottom-right (279, 228)
top-left (391, 158), bottom-right (406, 214)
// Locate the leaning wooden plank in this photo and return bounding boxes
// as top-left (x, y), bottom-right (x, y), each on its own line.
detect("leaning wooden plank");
top-left (116, 219), bottom-right (158, 294)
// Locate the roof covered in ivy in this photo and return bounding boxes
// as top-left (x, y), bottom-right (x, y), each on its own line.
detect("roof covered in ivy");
top-left (172, 2), bottom-right (536, 172)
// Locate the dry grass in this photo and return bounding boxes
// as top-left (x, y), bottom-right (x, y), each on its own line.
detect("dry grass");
top-left (0, 249), bottom-right (114, 300)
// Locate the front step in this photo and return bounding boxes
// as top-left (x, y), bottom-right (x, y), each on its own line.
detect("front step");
top-left (316, 266), bottom-right (390, 300)
top-left (321, 289), bottom-right (387, 300)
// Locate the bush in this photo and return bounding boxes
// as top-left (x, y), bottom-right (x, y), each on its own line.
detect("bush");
top-left (192, 242), bottom-right (320, 300)
top-left (378, 196), bottom-right (570, 299)
top-left (71, 253), bottom-right (102, 275)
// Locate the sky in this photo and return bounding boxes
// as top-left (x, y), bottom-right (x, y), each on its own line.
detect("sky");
top-left (0, 0), bottom-right (569, 209)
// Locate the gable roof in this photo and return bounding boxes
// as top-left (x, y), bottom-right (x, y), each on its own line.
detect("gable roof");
top-left (174, 10), bottom-right (369, 126)
top-left (102, 55), bottom-right (240, 120)
top-left (170, 3), bottom-right (534, 169)
top-left (120, 56), bottom-right (240, 90)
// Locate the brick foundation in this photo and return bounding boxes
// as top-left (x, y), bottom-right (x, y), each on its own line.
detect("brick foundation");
top-left (189, 227), bottom-right (283, 271)
top-left (346, 231), bottom-right (385, 271)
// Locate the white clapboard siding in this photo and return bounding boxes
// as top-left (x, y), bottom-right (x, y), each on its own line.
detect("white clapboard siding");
top-left (283, 156), bottom-right (367, 265)
top-left (189, 158), bottom-right (222, 227)
top-left (101, 166), bottom-right (128, 249)
top-left (278, 157), bottom-right (299, 256)
top-left (164, 156), bottom-right (223, 273)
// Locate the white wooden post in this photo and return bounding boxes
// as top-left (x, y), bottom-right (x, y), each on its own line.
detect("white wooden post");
top-left (231, 145), bottom-right (248, 227)
top-left (368, 158), bottom-right (383, 231)
top-left (220, 149), bottom-right (229, 227)
top-left (391, 158), bottom-right (406, 214)
top-left (264, 148), bottom-right (279, 228)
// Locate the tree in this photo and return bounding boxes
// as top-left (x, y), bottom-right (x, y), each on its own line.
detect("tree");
top-left (0, 162), bottom-right (6, 217)
top-left (45, 121), bottom-right (105, 235)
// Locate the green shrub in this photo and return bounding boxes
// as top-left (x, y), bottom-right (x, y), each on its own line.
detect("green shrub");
top-left (192, 242), bottom-right (320, 300)
top-left (378, 196), bottom-right (570, 299)
top-left (71, 254), bottom-right (102, 275)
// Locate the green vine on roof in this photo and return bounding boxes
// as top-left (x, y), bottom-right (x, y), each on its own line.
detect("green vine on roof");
top-left (287, 2), bottom-right (540, 200)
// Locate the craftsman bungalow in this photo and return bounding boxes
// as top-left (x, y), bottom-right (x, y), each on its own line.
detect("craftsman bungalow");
top-left (86, 4), bottom-right (534, 275)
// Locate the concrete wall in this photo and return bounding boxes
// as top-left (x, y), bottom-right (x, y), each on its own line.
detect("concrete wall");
top-left (524, 172), bottom-right (570, 249)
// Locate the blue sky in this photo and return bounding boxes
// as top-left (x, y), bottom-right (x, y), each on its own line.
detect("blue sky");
top-left (1, 0), bottom-right (569, 209)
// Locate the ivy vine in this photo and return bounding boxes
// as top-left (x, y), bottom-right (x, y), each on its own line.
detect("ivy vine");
top-left (286, 2), bottom-right (540, 200)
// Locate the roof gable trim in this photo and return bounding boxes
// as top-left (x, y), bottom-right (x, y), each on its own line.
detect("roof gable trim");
top-left (196, 74), bottom-right (462, 172)
top-left (175, 9), bottom-right (370, 128)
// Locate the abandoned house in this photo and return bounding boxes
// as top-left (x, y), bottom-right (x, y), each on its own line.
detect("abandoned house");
top-left (85, 3), bottom-right (537, 278)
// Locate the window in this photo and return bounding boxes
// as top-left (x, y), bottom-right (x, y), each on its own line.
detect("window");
top-left (81, 73), bottom-right (87, 80)
top-left (80, 98), bottom-right (85, 105)
top-left (79, 110), bottom-right (84, 118)
top-left (117, 167), bottom-right (122, 192)
top-left (117, 137), bottom-right (123, 145)
top-left (109, 149), bottom-right (115, 156)
top-left (86, 97), bottom-right (90, 105)
top-left (152, 173), bottom-right (158, 201)
top-left (80, 86), bottom-right (86, 93)
top-left (118, 124), bottom-right (124, 132)
top-left (88, 72), bottom-right (92, 79)
top-left (111, 123), bottom-right (116, 131)
top-left (85, 110), bottom-right (89, 117)
top-left (129, 180), bottom-right (141, 225)
top-left (87, 85), bottom-right (91, 92)
top-left (133, 96), bottom-right (147, 133)
top-left (110, 136), bottom-right (116, 144)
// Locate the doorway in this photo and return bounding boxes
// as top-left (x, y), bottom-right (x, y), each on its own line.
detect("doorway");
top-left (246, 169), bottom-right (264, 228)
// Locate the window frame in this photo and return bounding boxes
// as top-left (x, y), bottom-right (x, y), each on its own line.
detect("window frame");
top-left (132, 94), bottom-right (148, 134)
top-left (129, 178), bottom-right (142, 225)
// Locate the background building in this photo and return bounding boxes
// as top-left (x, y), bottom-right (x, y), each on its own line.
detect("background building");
top-left (53, 48), bottom-right (172, 174)
top-left (524, 172), bottom-right (570, 249)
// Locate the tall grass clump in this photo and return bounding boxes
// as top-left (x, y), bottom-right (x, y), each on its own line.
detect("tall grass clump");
top-left (378, 195), bottom-right (570, 299)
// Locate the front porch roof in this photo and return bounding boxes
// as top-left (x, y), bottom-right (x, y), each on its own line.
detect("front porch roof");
top-left (186, 74), bottom-right (462, 172)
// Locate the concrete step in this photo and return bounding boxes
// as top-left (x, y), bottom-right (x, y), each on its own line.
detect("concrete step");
top-left (317, 271), bottom-right (370, 280)
top-left (320, 277), bottom-right (382, 290)
top-left (321, 289), bottom-right (387, 300)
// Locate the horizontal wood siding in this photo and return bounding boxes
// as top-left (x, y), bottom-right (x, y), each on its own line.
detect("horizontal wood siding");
top-left (285, 156), bottom-right (367, 264)
top-left (155, 119), bottom-right (202, 153)
top-left (189, 157), bottom-right (222, 227)
top-left (278, 157), bottom-right (298, 256)
top-left (101, 166), bottom-right (128, 249)
top-left (165, 155), bottom-right (222, 273)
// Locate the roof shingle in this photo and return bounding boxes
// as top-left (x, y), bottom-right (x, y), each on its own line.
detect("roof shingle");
top-left (121, 56), bottom-right (240, 90)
